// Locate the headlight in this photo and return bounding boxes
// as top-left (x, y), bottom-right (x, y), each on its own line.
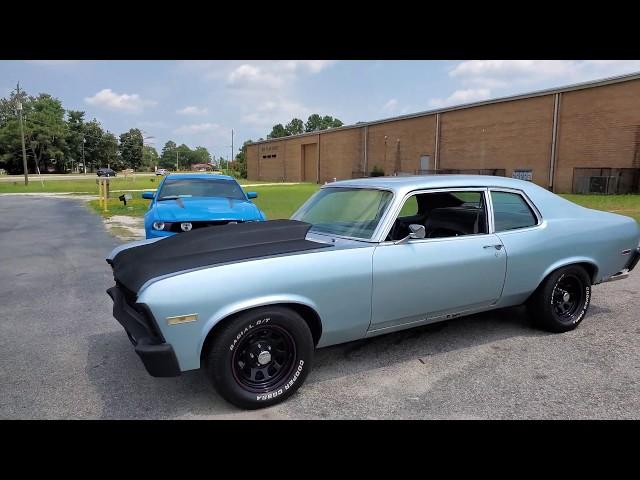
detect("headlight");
top-left (180, 222), bottom-right (193, 232)
top-left (152, 221), bottom-right (165, 231)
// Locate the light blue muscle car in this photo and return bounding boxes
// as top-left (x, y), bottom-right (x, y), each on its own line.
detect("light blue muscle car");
top-left (106, 175), bottom-right (640, 409)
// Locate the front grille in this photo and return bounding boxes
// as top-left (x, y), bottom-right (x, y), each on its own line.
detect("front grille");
top-left (168, 220), bottom-right (244, 232)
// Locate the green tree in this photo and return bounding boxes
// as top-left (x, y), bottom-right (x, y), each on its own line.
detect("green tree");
top-left (19, 93), bottom-right (68, 173)
top-left (159, 140), bottom-right (177, 169)
top-left (100, 132), bottom-right (119, 169)
top-left (176, 143), bottom-right (193, 169)
top-left (304, 114), bottom-right (322, 132)
top-left (118, 128), bottom-right (143, 170)
top-left (65, 110), bottom-right (85, 171)
top-left (0, 88), bottom-right (30, 173)
top-left (285, 118), bottom-right (304, 135)
top-left (191, 146), bottom-right (212, 165)
top-left (141, 145), bottom-right (159, 171)
top-left (233, 139), bottom-right (251, 179)
top-left (305, 113), bottom-right (343, 132)
top-left (267, 123), bottom-right (287, 139)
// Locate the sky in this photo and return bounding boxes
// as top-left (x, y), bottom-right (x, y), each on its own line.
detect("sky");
top-left (2, 60), bottom-right (640, 160)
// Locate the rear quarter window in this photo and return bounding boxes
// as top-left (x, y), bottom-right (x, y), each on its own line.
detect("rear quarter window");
top-left (491, 191), bottom-right (538, 231)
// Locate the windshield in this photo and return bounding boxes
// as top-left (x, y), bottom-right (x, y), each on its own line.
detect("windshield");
top-left (158, 178), bottom-right (246, 200)
top-left (292, 187), bottom-right (393, 240)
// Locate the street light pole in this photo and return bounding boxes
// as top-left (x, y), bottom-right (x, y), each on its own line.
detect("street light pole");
top-left (16, 82), bottom-right (28, 186)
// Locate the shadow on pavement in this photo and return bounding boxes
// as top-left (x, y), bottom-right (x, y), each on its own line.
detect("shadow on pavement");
top-left (86, 304), bottom-right (565, 418)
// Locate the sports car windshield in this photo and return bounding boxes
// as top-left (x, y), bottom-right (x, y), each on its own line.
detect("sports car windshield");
top-left (158, 179), bottom-right (246, 200)
top-left (292, 187), bottom-right (393, 240)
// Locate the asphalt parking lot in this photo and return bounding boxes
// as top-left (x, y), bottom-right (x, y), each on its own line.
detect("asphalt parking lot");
top-left (1, 195), bottom-right (639, 419)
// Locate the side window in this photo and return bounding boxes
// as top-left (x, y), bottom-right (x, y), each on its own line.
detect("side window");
top-left (398, 195), bottom-right (418, 218)
top-left (388, 190), bottom-right (487, 241)
top-left (491, 191), bottom-right (538, 231)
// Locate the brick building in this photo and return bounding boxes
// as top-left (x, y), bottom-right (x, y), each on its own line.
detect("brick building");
top-left (246, 72), bottom-right (640, 193)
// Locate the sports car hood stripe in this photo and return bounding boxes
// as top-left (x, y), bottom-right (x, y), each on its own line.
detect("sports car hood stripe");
top-left (108, 220), bottom-right (332, 295)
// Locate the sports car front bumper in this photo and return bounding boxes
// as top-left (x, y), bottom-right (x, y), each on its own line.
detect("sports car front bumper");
top-left (106, 285), bottom-right (181, 377)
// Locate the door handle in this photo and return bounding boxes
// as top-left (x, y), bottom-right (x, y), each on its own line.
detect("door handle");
top-left (483, 244), bottom-right (503, 250)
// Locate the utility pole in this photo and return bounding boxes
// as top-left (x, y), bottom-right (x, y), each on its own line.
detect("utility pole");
top-left (176, 150), bottom-right (179, 171)
top-left (16, 82), bottom-right (28, 186)
top-left (82, 137), bottom-right (86, 175)
top-left (231, 129), bottom-right (234, 172)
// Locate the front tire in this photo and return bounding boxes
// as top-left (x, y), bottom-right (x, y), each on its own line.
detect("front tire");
top-left (204, 306), bottom-right (314, 409)
top-left (529, 265), bottom-right (592, 333)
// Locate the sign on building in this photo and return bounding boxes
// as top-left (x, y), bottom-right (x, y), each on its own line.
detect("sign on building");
top-left (512, 169), bottom-right (533, 181)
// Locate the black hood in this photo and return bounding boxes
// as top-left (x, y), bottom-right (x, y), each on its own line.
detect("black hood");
top-left (108, 220), bottom-right (331, 295)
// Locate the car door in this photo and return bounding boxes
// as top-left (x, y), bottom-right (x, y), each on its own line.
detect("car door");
top-left (369, 188), bottom-right (507, 333)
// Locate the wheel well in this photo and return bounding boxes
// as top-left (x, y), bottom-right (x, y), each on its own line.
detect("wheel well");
top-left (199, 303), bottom-right (323, 363)
top-left (527, 261), bottom-right (598, 303)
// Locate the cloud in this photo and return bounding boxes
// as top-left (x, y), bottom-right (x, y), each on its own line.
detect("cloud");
top-left (173, 123), bottom-right (222, 135)
top-left (227, 64), bottom-right (285, 90)
top-left (382, 98), bottom-right (398, 113)
top-left (136, 120), bottom-right (168, 129)
top-left (448, 60), bottom-right (640, 89)
top-left (177, 106), bottom-right (208, 115)
top-left (221, 61), bottom-right (336, 129)
top-left (84, 88), bottom-right (157, 113)
top-left (241, 98), bottom-right (311, 128)
top-left (429, 88), bottom-right (491, 108)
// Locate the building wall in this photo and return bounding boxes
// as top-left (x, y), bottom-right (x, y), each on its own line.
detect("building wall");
top-left (246, 78), bottom-right (640, 193)
top-left (319, 128), bottom-right (362, 182)
top-left (365, 115), bottom-right (436, 176)
top-left (554, 80), bottom-right (640, 192)
top-left (438, 96), bottom-right (554, 186)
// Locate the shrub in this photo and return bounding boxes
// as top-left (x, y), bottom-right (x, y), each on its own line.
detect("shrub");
top-left (370, 165), bottom-right (385, 177)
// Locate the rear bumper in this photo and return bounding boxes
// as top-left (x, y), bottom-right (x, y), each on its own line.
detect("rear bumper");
top-left (107, 285), bottom-right (181, 377)
top-left (627, 247), bottom-right (640, 272)
top-left (603, 247), bottom-right (640, 283)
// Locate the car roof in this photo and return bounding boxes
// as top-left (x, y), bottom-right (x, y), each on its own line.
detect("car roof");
top-left (164, 173), bottom-right (236, 181)
top-left (328, 174), bottom-right (549, 196)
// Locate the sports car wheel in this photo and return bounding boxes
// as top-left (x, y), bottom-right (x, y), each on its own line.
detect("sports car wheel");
top-left (529, 265), bottom-right (591, 333)
top-left (204, 306), bottom-right (314, 409)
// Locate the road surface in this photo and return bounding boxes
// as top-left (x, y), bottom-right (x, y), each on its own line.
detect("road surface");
top-left (1, 195), bottom-right (639, 419)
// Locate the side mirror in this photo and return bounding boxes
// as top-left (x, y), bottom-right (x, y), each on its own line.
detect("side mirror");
top-left (408, 224), bottom-right (426, 239)
top-left (246, 191), bottom-right (258, 199)
top-left (142, 191), bottom-right (155, 200)
top-left (394, 224), bottom-right (425, 244)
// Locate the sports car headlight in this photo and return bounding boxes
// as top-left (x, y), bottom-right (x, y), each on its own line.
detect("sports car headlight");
top-left (152, 221), bottom-right (166, 231)
top-left (180, 222), bottom-right (193, 232)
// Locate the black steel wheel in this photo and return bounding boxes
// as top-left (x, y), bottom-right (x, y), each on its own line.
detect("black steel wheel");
top-left (205, 306), bottom-right (314, 409)
top-left (528, 265), bottom-right (592, 333)
top-left (231, 325), bottom-right (296, 392)
top-left (551, 274), bottom-right (584, 320)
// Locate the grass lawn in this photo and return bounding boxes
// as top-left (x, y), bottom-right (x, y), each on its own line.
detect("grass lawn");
top-left (560, 194), bottom-right (640, 223)
top-left (0, 175), bottom-right (276, 194)
top-left (3, 175), bottom-right (638, 224)
top-left (87, 183), bottom-right (321, 219)
top-left (0, 176), bottom-right (161, 194)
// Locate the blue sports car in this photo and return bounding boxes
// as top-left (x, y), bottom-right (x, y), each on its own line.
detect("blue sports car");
top-left (142, 174), bottom-right (266, 239)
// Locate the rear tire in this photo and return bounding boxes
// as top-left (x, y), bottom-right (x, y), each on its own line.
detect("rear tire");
top-left (528, 265), bottom-right (592, 333)
top-left (204, 306), bottom-right (314, 409)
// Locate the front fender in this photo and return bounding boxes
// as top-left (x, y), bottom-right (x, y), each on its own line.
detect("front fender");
top-left (197, 294), bottom-right (321, 358)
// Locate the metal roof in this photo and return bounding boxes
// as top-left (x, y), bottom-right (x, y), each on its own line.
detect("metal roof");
top-left (250, 70), bottom-right (640, 146)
